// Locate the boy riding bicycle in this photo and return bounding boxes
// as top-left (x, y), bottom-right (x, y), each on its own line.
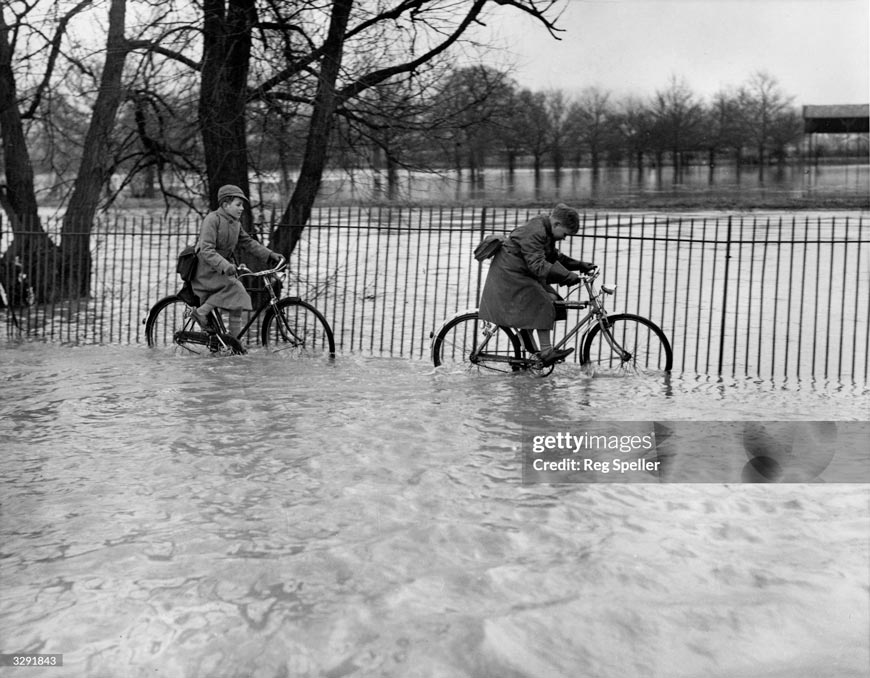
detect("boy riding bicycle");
top-left (477, 203), bottom-right (596, 366)
top-left (190, 184), bottom-right (282, 336)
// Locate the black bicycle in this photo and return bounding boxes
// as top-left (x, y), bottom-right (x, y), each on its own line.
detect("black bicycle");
top-left (144, 258), bottom-right (335, 357)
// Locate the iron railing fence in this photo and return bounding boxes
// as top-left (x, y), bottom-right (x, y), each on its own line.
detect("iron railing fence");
top-left (1, 208), bottom-right (868, 384)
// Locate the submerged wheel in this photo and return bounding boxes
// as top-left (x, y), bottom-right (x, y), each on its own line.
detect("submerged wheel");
top-left (261, 298), bottom-right (335, 358)
top-left (146, 295), bottom-right (246, 356)
top-left (581, 313), bottom-right (673, 375)
top-left (431, 312), bottom-right (523, 373)
top-left (145, 295), bottom-right (201, 353)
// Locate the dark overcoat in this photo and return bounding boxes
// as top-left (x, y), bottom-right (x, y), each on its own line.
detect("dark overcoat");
top-left (478, 215), bottom-right (583, 329)
top-left (192, 208), bottom-right (273, 311)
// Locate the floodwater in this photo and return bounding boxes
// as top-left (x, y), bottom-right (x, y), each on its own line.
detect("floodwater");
top-left (1, 344), bottom-right (868, 678)
top-left (311, 164), bottom-right (870, 204)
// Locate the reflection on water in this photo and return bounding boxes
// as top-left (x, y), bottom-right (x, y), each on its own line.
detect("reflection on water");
top-left (314, 164), bottom-right (870, 204)
top-left (1, 345), bottom-right (868, 677)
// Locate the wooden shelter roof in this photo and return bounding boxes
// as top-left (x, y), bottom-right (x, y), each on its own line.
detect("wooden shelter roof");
top-left (803, 104), bottom-right (869, 134)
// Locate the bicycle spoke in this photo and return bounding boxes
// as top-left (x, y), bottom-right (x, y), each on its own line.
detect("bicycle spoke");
top-left (581, 314), bottom-right (673, 376)
top-left (145, 297), bottom-right (207, 355)
top-left (262, 299), bottom-right (335, 358)
top-left (432, 313), bottom-right (522, 373)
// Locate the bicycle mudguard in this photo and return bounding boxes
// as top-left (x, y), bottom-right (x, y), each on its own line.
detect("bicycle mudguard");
top-left (429, 308), bottom-right (481, 342)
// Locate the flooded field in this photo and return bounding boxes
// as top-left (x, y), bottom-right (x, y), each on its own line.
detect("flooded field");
top-left (1, 344), bottom-right (867, 677)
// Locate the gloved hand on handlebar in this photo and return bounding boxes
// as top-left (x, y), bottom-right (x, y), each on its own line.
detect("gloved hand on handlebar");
top-left (564, 273), bottom-right (584, 286)
top-left (268, 251), bottom-right (283, 265)
top-left (579, 261), bottom-right (597, 274)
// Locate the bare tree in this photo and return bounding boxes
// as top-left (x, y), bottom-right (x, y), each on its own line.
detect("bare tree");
top-left (697, 88), bottom-right (746, 185)
top-left (0, 0), bottom-right (94, 301)
top-left (338, 70), bottom-right (450, 200)
top-left (767, 107), bottom-right (803, 165)
top-left (567, 86), bottom-right (613, 172)
top-left (545, 89), bottom-right (570, 175)
top-left (616, 95), bottom-right (654, 175)
top-left (736, 71), bottom-right (794, 180)
top-left (3, 0), bottom-right (207, 297)
top-left (425, 65), bottom-right (515, 181)
top-left (511, 88), bottom-right (551, 179)
top-left (256, 0), bottom-right (563, 254)
top-left (61, 0), bottom-right (132, 296)
top-left (651, 75), bottom-right (704, 181)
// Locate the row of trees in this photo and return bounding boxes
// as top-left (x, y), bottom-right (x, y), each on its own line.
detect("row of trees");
top-left (355, 69), bottom-right (812, 198)
top-left (0, 0), bottom-right (840, 300)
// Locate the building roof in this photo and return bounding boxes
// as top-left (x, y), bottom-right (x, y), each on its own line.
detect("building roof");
top-left (802, 104), bottom-right (869, 134)
top-left (803, 104), bottom-right (869, 119)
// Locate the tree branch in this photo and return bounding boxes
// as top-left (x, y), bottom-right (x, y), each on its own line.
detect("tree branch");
top-left (126, 37), bottom-right (201, 71)
top-left (23, 0), bottom-right (94, 119)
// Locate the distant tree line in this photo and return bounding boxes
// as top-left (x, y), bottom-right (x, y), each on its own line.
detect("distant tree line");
top-left (0, 0), bottom-right (861, 300)
top-left (342, 68), bottom-right (827, 200)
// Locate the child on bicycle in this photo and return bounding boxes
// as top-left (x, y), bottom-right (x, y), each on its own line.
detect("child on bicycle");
top-left (190, 184), bottom-right (282, 336)
top-left (477, 203), bottom-right (595, 365)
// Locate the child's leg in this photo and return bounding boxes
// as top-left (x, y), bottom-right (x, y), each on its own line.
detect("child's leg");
top-left (228, 310), bottom-right (243, 337)
top-left (192, 301), bottom-right (215, 327)
top-left (518, 329), bottom-right (538, 353)
top-left (536, 329), bottom-right (552, 352)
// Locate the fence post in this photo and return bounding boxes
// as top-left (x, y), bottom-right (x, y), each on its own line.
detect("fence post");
top-left (474, 207), bottom-right (487, 307)
top-left (717, 215), bottom-right (733, 375)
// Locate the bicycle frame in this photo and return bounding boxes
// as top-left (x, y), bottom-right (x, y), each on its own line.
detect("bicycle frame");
top-left (469, 269), bottom-right (626, 367)
top-left (147, 254), bottom-right (336, 357)
top-left (179, 259), bottom-right (295, 351)
top-left (551, 274), bottom-right (630, 362)
top-left (229, 265), bottom-right (286, 340)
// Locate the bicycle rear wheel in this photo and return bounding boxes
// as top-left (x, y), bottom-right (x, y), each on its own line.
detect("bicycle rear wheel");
top-left (431, 312), bottom-right (522, 373)
top-left (145, 296), bottom-right (203, 353)
top-left (261, 298), bottom-right (336, 358)
top-left (145, 296), bottom-right (245, 356)
top-left (581, 313), bottom-right (673, 375)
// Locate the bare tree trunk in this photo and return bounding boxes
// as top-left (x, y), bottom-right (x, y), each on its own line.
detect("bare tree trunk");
top-left (386, 152), bottom-right (399, 201)
top-left (271, 0), bottom-right (353, 256)
top-left (757, 143), bottom-right (765, 184)
top-left (0, 8), bottom-right (59, 302)
top-left (60, 0), bottom-right (129, 298)
top-left (708, 147), bottom-right (716, 184)
top-left (0, 13), bottom-right (39, 225)
top-left (200, 0), bottom-right (255, 208)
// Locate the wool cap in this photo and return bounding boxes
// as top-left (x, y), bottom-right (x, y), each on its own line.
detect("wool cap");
top-left (217, 184), bottom-right (248, 203)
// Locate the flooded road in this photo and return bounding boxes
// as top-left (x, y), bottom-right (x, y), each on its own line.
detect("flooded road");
top-left (1, 344), bottom-right (868, 677)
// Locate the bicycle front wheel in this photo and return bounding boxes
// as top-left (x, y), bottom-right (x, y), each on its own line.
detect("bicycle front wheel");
top-left (431, 312), bottom-right (522, 373)
top-left (581, 313), bottom-right (673, 375)
top-left (261, 298), bottom-right (335, 358)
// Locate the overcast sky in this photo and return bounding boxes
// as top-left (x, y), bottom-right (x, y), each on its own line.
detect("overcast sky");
top-left (475, 0), bottom-right (869, 105)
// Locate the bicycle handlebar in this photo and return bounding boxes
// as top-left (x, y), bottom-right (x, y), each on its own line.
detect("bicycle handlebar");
top-left (583, 266), bottom-right (600, 282)
top-left (237, 257), bottom-right (287, 278)
top-left (564, 266), bottom-right (600, 298)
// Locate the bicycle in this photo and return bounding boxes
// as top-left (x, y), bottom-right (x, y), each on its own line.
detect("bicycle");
top-left (144, 257), bottom-right (335, 357)
top-left (430, 268), bottom-right (672, 377)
